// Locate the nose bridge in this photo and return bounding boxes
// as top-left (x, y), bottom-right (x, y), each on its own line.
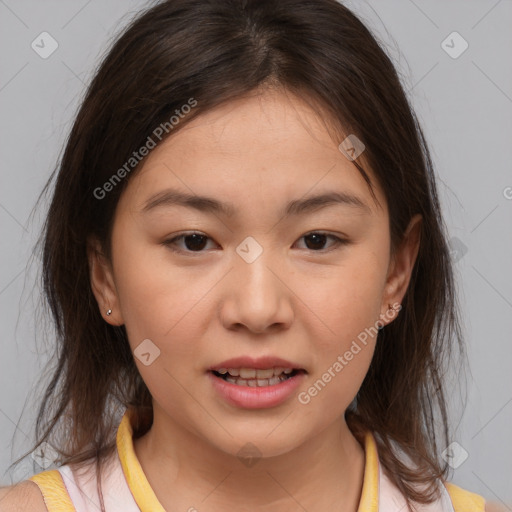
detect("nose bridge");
top-left (235, 235), bottom-right (280, 307)
top-left (221, 235), bottom-right (293, 332)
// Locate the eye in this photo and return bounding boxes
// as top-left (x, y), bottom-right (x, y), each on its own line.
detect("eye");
top-left (294, 232), bottom-right (348, 252)
top-left (163, 232), bottom-right (218, 254)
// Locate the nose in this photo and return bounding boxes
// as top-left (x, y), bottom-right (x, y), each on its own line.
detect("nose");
top-left (219, 248), bottom-right (294, 334)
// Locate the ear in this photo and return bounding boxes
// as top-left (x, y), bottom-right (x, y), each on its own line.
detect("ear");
top-left (379, 214), bottom-right (422, 326)
top-left (87, 236), bottom-right (124, 326)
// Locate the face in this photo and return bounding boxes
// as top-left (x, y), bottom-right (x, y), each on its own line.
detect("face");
top-left (89, 87), bottom-right (420, 458)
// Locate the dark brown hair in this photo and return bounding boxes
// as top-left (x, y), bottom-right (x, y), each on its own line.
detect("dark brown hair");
top-left (11, 0), bottom-right (463, 510)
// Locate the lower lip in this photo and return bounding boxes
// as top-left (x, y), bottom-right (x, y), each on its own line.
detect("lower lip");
top-left (208, 371), bottom-right (306, 409)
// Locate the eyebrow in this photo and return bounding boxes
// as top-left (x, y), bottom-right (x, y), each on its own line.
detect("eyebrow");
top-left (141, 188), bottom-right (371, 217)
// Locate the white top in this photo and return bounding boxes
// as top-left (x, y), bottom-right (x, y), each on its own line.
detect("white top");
top-left (57, 451), bottom-right (139, 512)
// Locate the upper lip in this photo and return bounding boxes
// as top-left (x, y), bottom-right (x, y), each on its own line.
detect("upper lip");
top-left (209, 356), bottom-right (305, 372)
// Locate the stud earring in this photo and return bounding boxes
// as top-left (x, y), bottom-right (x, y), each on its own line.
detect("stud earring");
top-left (106, 309), bottom-right (112, 316)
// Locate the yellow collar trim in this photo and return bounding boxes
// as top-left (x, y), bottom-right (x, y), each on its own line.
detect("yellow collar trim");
top-left (116, 408), bottom-right (166, 512)
top-left (28, 469), bottom-right (76, 512)
top-left (357, 431), bottom-right (379, 512)
top-left (117, 409), bottom-right (380, 512)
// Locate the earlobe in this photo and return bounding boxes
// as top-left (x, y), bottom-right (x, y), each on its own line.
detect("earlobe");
top-left (87, 236), bottom-right (124, 326)
top-left (380, 214), bottom-right (422, 325)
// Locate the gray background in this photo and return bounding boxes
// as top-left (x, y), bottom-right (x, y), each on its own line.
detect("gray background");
top-left (1, 0), bottom-right (511, 507)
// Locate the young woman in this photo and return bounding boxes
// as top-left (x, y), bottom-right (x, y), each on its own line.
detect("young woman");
top-left (0, 0), bottom-right (495, 510)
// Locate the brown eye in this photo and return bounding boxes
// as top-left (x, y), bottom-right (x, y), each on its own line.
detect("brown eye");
top-left (181, 234), bottom-right (208, 251)
top-left (163, 232), bottom-right (216, 253)
top-left (304, 233), bottom-right (328, 250)
top-left (295, 232), bottom-right (348, 252)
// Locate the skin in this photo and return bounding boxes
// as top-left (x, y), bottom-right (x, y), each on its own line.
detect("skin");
top-left (88, 86), bottom-right (421, 512)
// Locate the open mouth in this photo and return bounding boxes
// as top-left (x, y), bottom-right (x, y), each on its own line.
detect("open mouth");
top-left (211, 367), bottom-right (305, 387)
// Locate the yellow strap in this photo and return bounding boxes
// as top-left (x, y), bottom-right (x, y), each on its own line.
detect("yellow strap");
top-left (28, 470), bottom-right (76, 512)
top-left (356, 431), bottom-right (379, 512)
top-left (445, 482), bottom-right (486, 511)
top-left (116, 409), bottom-right (166, 512)
top-left (357, 430), bottom-right (487, 512)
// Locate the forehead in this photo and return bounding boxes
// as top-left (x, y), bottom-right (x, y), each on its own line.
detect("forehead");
top-left (119, 89), bottom-right (386, 217)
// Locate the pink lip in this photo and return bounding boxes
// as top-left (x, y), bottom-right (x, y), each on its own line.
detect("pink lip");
top-left (209, 356), bottom-right (304, 371)
top-left (208, 370), bottom-right (306, 409)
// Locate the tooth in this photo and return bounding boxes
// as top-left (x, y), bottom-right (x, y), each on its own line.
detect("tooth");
top-left (217, 368), bottom-right (228, 374)
top-left (222, 370), bottom-right (294, 387)
top-left (227, 368), bottom-right (240, 376)
top-left (255, 368), bottom-right (274, 379)
top-left (239, 368), bottom-right (256, 379)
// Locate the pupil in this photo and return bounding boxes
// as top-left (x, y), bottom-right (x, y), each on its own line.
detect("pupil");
top-left (305, 233), bottom-right (326, 250)
top-left (185, 234), bottom-right (207, 251)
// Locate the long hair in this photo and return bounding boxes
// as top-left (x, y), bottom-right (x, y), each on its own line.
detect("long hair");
top-left (11, 1), bottom-right (462, 510)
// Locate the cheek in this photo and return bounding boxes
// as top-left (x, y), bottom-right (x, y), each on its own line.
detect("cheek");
top-left (297, 286), bottom-right (379, 419)
top-left (111, 233), bottom-right (208, 417)
top-left (111, 223), bottom-right (204, 342)
top-left (110, 225), bottom-right (223, 408)
top-left (294, 244), bottom-right (388, 410)
top-left (301, 244), bottom-right (389, 350)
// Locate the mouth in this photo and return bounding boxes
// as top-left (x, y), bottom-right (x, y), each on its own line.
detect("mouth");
top-left (208, 362), bottom-right (308, 409)
top-left (210, 367), bottom-right (306, 387)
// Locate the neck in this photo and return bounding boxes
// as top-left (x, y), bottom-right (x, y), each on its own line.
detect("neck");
top-left (133, 406), bottom-right (365, 512)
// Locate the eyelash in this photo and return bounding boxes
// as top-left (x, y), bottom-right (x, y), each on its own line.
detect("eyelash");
top-left (162, 231), bottom-right (349, 255)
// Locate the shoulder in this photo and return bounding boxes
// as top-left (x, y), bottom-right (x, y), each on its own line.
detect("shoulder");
top-left (0, 480), bottom-right (48, 511)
